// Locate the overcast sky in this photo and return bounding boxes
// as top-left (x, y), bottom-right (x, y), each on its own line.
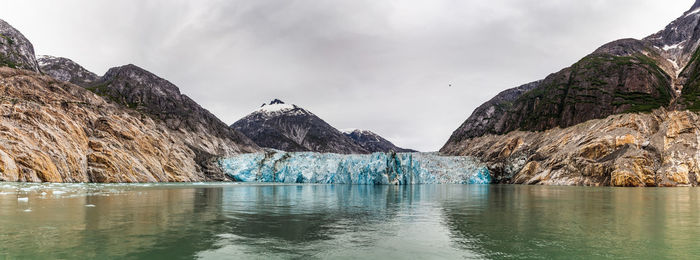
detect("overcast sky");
top-left (0, 0), bottom-right (694, 151)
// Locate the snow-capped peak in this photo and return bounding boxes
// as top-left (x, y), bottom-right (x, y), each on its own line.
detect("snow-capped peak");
top-left (253, 99), bottom-right (305, 115)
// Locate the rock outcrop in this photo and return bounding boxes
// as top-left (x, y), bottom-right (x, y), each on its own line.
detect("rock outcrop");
top-left (0, 19), bottom-right (39, 72)
top-left (444, 80), bottom-right (541, 142)
top-left (232, 99), bottom-right (370, 154)
top-left (0, 68), bottom-right (246, 182)
top-left (441, 109), bottom-right (700, 187)
top-left (343, 129), bottom-right (416, 153)
top-left (37, 55), bottom-right (99, 87)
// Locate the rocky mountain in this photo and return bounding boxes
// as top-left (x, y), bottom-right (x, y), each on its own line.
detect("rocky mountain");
top-left (0, 19), bottom-right (260, 182)
top-left (342, 129), bottom-right (416, 153)
top-left (0, 67), bottom-right (236, 182)
top-left (0, 19), bottom-right (39, 72)
top-left (37, 55), bottom-right (99, 87)
top-left (442, 3), bottom-right (700, 144)
top-left (441, 1), bottom-right (700, 186)
top-left (232, 100), bottom-right (370, 154)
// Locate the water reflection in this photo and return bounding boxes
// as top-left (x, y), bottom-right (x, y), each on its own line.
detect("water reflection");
top-left (1, 184), bottom-right (699, 259)
top-left (206, 185), bottom-right (463, 258)
top-left (441, 186), bottom-right (700, 259)
top-left (0, 184), bottom-right (228, 259)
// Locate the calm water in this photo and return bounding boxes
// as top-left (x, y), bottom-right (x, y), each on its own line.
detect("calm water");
top-left (1, 183), bottom-right (699, 259)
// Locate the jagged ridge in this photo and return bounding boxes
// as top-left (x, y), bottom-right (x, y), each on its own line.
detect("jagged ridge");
top-left (38, 55), bottom-right (99, 87)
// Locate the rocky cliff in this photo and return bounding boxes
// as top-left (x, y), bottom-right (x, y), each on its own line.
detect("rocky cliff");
top-left (0, 68), bottom-right (242, 182)
top-left (232, 100), bottom-right (370, 154)
top-left (441, 1), bottom-right (700, 186)
top-left (0, 18), bottom-right (260, 182)
top-left (441, 109), bottom-right (700, 187)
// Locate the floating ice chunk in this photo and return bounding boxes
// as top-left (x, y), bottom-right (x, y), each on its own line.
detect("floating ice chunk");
top-left (85, 204), bottom-right (96, 208)
top-left (17, 197), bottom-right (28, 202)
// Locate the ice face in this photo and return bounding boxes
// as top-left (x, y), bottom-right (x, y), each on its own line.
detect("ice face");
top-left (219, 151), bottom-right (491, 185)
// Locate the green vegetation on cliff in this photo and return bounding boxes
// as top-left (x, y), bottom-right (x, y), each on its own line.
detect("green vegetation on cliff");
top-left (510, 53), bottom-right (672, 132)
top-left (680, 46), bottom-right (700, 111)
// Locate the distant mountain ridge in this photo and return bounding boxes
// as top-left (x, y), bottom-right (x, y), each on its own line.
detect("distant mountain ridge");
top-left (232, 99), bottom-right (415, 154)
top-left (342, 129), bottom-right (416, 153)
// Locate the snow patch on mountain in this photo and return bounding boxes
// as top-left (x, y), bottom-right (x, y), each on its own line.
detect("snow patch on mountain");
top-left (686, 7), bottom-right (700, 17)
top-left (663, 42), bottom-right (683, 51)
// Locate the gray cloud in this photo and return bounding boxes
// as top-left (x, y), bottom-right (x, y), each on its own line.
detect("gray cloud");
top-left (0, 0), bottom-right (693, 151)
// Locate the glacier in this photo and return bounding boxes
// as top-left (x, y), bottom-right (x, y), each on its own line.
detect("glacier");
top-left (219, 151), bottom-right (490, 185)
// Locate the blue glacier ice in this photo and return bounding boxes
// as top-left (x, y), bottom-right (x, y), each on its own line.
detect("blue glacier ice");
top-left (219, 151), bottom-right (490, 185)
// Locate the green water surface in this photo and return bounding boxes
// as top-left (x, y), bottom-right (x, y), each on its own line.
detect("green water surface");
top-left (0, 183), bottom-right (698, 259)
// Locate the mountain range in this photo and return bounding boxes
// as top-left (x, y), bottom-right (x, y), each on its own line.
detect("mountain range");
top-left (4, 1), bottom-right (700, 186)
top-left (231, 99), bottom-right (415, 154)
top-left (0, 17), bottom-right (414, 182)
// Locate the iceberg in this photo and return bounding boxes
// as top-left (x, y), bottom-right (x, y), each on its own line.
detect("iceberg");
top-left (219, 151), bottom-right (490, 185)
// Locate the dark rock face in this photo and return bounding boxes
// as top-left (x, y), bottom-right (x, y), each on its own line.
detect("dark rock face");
top-left (232, 100), bottom-right (370, 154)
top-left (443, 80), bottom-right (541, 144)
top-left (443, 49), bottom-right (674, 152)
top-left (87, 64), bottom-right (259, 157)
top-left (441, 2), bottom-right (700, 152)
top-left (502, 53), bottom-right (672, 133)
top-left (37, 55), bottom-right (99, 87)
top-left (0, 19), bottom-right (39, 72)
top-left (343, 129), bottom-right (417, 153)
